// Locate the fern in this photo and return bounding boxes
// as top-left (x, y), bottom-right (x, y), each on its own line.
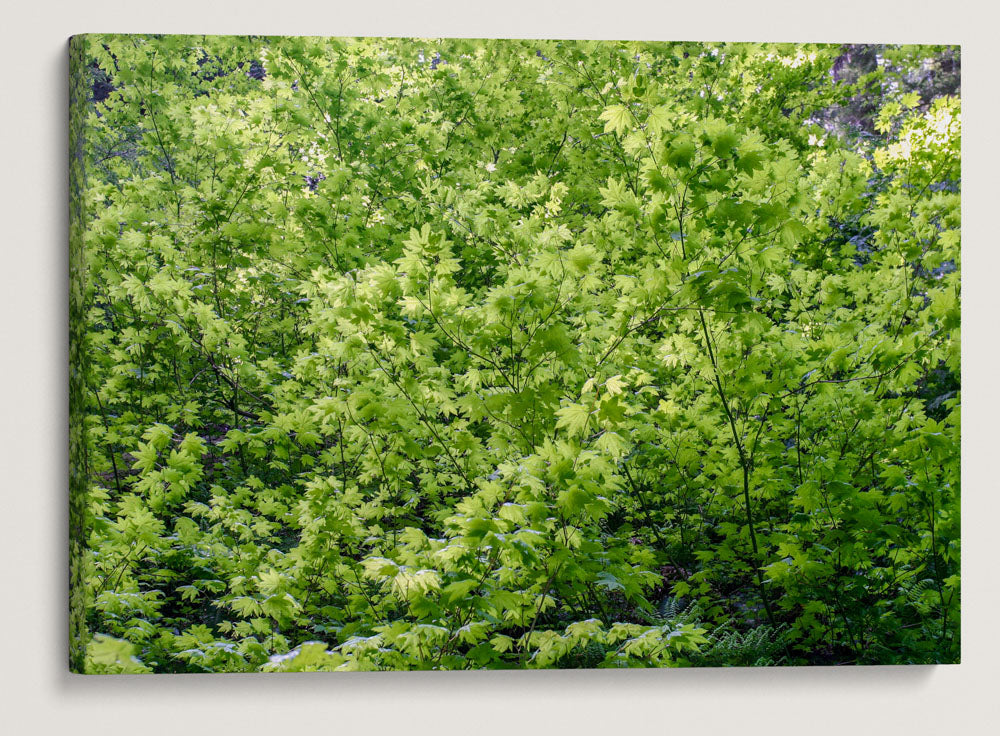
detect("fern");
top-left (901, 578), bottom-right (937, 615)
top-left (693, 625), bottom-right (787, 667)
top-left (657, 595), bottom-right (690, 621)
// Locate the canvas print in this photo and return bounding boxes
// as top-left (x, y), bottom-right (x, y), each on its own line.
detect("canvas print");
top-left (68, 35), bottom-right (960, 673)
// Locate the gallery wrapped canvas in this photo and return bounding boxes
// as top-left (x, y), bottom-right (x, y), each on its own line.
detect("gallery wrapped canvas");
top-left (68, 35), bottom-right (960, 673)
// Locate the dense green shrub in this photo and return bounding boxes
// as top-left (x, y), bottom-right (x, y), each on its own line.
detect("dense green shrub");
top-left (70, 36), bottom-right (960, 672)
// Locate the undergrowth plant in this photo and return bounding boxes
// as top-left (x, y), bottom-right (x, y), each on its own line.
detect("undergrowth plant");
top-left (70, 36), bottom-right (960, 672)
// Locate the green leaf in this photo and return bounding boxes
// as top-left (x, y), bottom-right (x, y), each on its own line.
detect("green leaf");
top-left (556, 403), bottom-right (592, 438)
top-left (600, 105), bottom-right (631, 136)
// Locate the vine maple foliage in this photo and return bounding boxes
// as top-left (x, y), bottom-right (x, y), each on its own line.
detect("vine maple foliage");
top-left (70, 36), bottom-right (960, 672)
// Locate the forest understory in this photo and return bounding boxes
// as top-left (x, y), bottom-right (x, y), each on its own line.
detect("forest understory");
top-left (69, 36), bottom-right (961, 672)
